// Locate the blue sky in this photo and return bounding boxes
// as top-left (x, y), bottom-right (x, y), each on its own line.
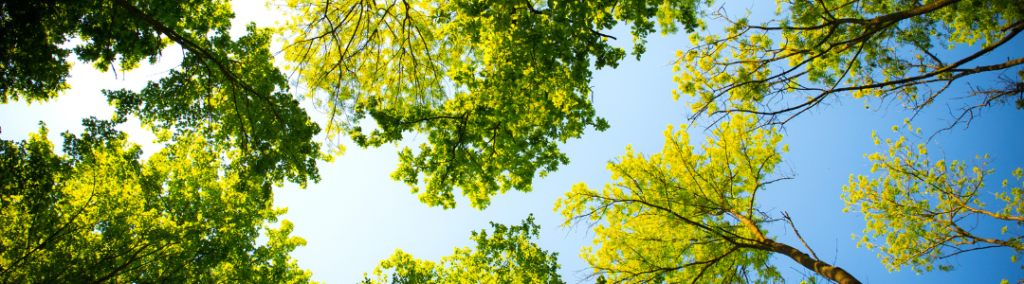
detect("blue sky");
top-left (1, 1), bottom-right (1022, 283)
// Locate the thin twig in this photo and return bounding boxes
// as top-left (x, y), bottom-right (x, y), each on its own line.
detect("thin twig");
top-left (782, 211), bottom-right (820, 261)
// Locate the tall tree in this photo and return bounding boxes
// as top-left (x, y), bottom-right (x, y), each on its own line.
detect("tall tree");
top-left (279, 0), bottom-right (709, 209)
top-left (611, 0), bottom-right (1024, 281)
top-left (672, 0), bottom-right (1023, 127)
top-left (360, 215), bottom-right (563, 284)
top-left (0, 120), bottom-right (316, 283)
top-left (555, 120), bottom-right (1024, 281)
top-left (556, 113), bottom-right (863, 284)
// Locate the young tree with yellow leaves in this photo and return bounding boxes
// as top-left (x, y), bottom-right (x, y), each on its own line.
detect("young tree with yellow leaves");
top-left (844, 121), bottom-right (1024, 274)
top-left (557, 114), bottom-right (861, 284)
top-left (554, 0), bottom-right (1023, 282)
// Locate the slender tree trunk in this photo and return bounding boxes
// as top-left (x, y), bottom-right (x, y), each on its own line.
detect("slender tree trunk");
top-left (764, 240), bottom-right (862, 284)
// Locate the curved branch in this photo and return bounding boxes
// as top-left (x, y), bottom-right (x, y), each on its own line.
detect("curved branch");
top-left (111, 0), bottom-right (285, 124)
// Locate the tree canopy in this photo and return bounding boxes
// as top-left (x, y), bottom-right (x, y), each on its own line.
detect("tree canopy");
top-left (551, 0), bottom-right (1024, 283)
top-left (1, 0), bottom-right (232, 104)
top-left (556, 114), bottom-right (1022, 283)
top-left (673, 0), bottom-right (1024, 127)
top-left (0, 121), bottom-right (315, 283)
top-left (360, 215), bottom-right (563, 284)
top-left (557, 113), bottom-right (861, 284)
top-left (2, 0), bottom-right (1021, 283)
top-left (2, 0), bottom-right (322, 280)
top-left (843, 121), bottom-right (1024, 274)
top-left (104, 23), bottom-right (326, 191)
top-left (3, 0), bottom-right (325, 188)
top-left (279, 0), bottom-right (708, 209)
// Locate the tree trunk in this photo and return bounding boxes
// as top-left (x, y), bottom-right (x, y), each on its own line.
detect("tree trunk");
top-left (764, 240), bottom-right (862, 284)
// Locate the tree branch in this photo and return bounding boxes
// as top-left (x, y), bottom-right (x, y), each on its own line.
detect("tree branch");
top-left (110, 0), bottom-right (285, 124)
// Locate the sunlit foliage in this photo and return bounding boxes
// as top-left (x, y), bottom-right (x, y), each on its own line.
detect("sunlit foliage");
top-left (360, 215), bottom-right (562, 284)
top-left (556, 113), bottom-right (862, 284)
top-left (2, 0), bottom-right (324, 280)
top-left (673, 0), bottom-right (1024, 126)
top-left (279, 0), bottom-right (709, 209)
top-left (844, 121), bottom-right (1024, 273)
top-left (0, 121), bottom-right (315, 283)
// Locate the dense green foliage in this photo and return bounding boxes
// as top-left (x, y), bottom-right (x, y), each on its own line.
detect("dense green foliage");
top-left (360, 215), bottom-right (562, 284)
top-left (1, 0), bottom-right (323, 280)
top-left (4, 0), bottom-right (1021, 283)
top-left (0, 0), bottom-right (232, 104)
top-left (2, 0), bottom-right (324, 187)
top-left (280, 0), bottom-right (708, 209)
top-left (104, 23), bottom-right (325, 191)
top-left (0, 121), bottom-right (314, 283)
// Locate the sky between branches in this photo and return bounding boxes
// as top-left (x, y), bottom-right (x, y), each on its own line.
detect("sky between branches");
top-left (0, 1), bottom-right (1022, 283)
